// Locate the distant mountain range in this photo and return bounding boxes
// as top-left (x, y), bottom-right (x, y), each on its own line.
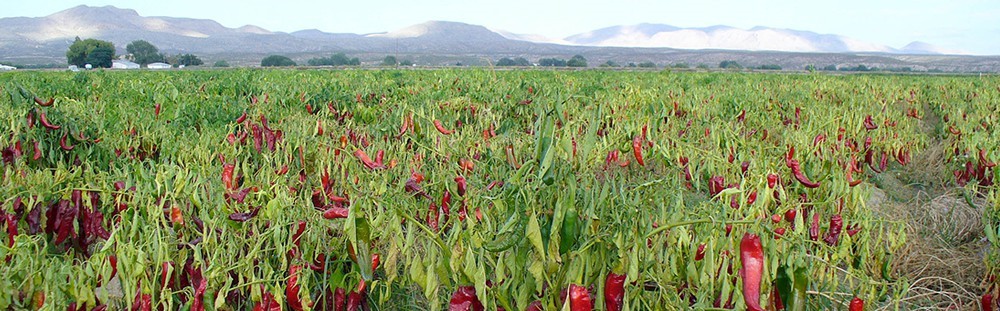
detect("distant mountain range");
top-left (0, 5), bottom-right (996, 72)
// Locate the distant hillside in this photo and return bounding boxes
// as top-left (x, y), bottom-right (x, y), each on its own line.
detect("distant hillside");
top-left (0, 5), bottom-right (994, 71)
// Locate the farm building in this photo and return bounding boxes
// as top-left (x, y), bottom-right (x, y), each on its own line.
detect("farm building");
top-left (0, 64), bottom-right (16, 71)
top-left (112, 60), bottom-right (140, 69)
top-left (147, 62), bottom-right (171, 69)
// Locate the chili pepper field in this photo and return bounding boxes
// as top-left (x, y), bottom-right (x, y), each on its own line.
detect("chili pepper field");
top-left (0, 69), bottom-right (998, 310)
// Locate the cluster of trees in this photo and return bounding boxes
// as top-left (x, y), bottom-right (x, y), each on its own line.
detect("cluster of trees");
top-left (807, 64), bottom-right (919, 73)
top-left (66, 38), bottom-right (204, 68)
top-left (307, 53), bottom-right (360, 66)
top-left (66, 38), bottom-right (115, 68)
top-left (495, 57), bottom-right (531, 66)
top-left (261, 55), bottom-right (296, 67)
top-left (538, 55), bottom-right (588, 67)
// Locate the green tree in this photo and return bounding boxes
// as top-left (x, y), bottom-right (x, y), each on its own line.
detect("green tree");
top-left (805, 64), bottom-right (817, 72)
top-left (213, 60), bottom-right (230, 67)
top-left (719, 60), bottom-right (742, 69)
top-left (177, 54), bottom-right (204, 66)
top-left (261, 55), bottom-right (296, 67)
top-left (567, 55), bottom-right (587, 67)
top-left (496, 57), bottom-right (516, 66)
top-left (599, 60), bottom-right (619, 67)
top-left (126, 40), bottom-right (165, 65)
top-left (513, 57), bottom-right (531, 66)
top-left (86, 45), bottom-right (114, 68)
top-left (66, 37), bottom-right (116, 68)
top-left (382, 56), bottom-right (398, 66)
top-left (638, 61), bottom-right (656, 68)
top-left (671, 62), bottom-right (690, 69)
top-left (399, 59), bottom-right (414, 66)
top-left (822, 65), bottom-right (838, 71)
top-left (538, 58), bottom-right (566, 67)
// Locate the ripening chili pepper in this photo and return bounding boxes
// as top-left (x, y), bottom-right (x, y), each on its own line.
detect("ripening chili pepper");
top-left (740, 233), bottom-right (764, 311)
top-left (190, 266), bottom-right (207, 311)
top-left (170, 205), bottom-right (184, 226)
top-left (785, 209), bottom-right (797, 223)
top-left (335, 288), bottom-right (347, 311)
top-left (771, 214), bottom-right (782, 224)
top-left (354, 149), bottom-right (386, 170)
top-left (741, 161), bottom-right (750, 175)
top-left (980, 149), bottom-right (996, 168)
top-left (849, 297), bottom-right (864, 311)
top-left (235, 111), bottom-right (248, 123)
top-left (434, 119), bottom-right (454, 135)
top-left (228, 206), bottom-right (261, 222)
top-left (441, 191), bottom-right (452, 225)
top-left (785, 146), bottom-right (796, 167)
top-left (604, 272), bottom-right (626, 311)
top-left (287, 265), bottom-right (304, 311)
top-left (767, 174), bottom-right (779, 188)
top-left (982, 293), bottom-right (994, 311)
top-left (773, 227), bottom-right (786, 239)
top-left (459, 158), bottom-right (474, 172)
top-left (747, 191), bottom-right (757, 206)
top-left (632, 136), bottom-right (645, 167)
top-left (788, 159), bottom-right (820, 188)
top-left (569, 284), bottom-right (593, 311)
top-left (448, 286), bottom-right (484, 311)
top-left (526, 300), bottom-right (543, 311)
top-left (823, 214), bottom-right (843, 245)
top-left (154, 103), bottom-right (161, 118)
top-left (695, 243), bottom-right (706, 261)
top-left (323, 207), bottom-right (349, 219)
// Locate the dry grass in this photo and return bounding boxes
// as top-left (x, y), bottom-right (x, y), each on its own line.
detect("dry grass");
top-left (883, 190), bottom-right (988, 310)
top-left (876, 131), bottom-right (991, 310)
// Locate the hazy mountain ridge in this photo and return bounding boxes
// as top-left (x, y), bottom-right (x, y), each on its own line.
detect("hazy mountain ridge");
top-left (0, 5), bottom-right (994, 72)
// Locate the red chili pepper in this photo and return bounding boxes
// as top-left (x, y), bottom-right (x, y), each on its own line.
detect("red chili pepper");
top-left (980, 149), bottom-right (996, 168)
top-left (741, 161), bottom-right (750, 175)
top-left (427, 202), bottom-right (440, 231)
top-left (26, 110), bottom-right (35, 129)
top-left (334, 288), bottom-right (347, 311)
top-left (526, 300), bottom-right (543, 311)
top-left (708, 175), bottom-right (725, 197)
top-left (354, 149), bottom-right (386, 170)
top-left (632, 136), bottom-right (645, 167)
top-left (569, 284), bottom-right (593, 311)
top-left (59, 133), bottom-right (74, 151)
top-left (434, 119), bottom-right (454, 135)
top-left (747, 191), bottom-right (757, 206)
top-left (809, 212), bottom-right (821, 241)
top-left (345, 289), bottom-right (366, 311)
top-left (849, 297), bottom-right (864, 311)
top-left (448, 286), bottom-right (484, 311)
top-left (459, 158), bottom-right (475, 172)
top-left (441, 191), bottom-right (452, 225)
top-left (785, 146), bottom-right (796, 167)
top-left (767, 174), bottom-right (778, 188)
top-left (983, 293), bottom-right (994, 311)
top-left (773, 227), bottom-right (786, 239)
top-left (784, 209), bottom-right (797, 223)
top-left (604, 273), bottom-right (626, 311)
top-left (371, 253), bottom-right (380, 272)
top-left (823, 214), bottom-right (844, 245)
top-left (253, 289), bottom-right (281, 311)
top-left (235, 111), bottom-right (248, 123)
top-left (287, 265), bottom-right (304, 311)
top-left (190, 266), bottom-right (207, 311)
top-left (34, 97), bottom-right (54, 106)
top-left (455, 176), bottom-right (467, 196)
top-left (154, 103), bottom-right (161, 118)
top-left (740, 233), bottom-right (764, 311)
top-left (222, 161), bottom-right (236, 192)
top-left (695, 243), bottom-right (707, 261)
top-left (863, 115), bottom-right (878, 131)
top-left (228, 206), bottom-right (261, 222)
top-left (788, 159), bottom-right (820, 188)
top-left (323, 207), bottom-right (349, 219)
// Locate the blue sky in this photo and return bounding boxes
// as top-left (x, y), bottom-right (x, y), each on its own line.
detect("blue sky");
top-left (5, 0), bottom-right (998, 55)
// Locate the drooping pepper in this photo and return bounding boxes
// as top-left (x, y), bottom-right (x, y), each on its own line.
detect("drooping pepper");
top-left (787, 159), bottom-right (820, 188)
top-left (604, 273), bottom-right (626, 311)
top-left (823, 214), bottom-right (843, 246)
top-left (448, 286), bottom-right (484, 311)
top-left (740, 233), bottom-right (764, 311)
top-left (569, 284), bottom-right (593, 311)
top-left (286, 265), bottom-right (304, 311)
top-left (849, 297), bottom-right (864, 311)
